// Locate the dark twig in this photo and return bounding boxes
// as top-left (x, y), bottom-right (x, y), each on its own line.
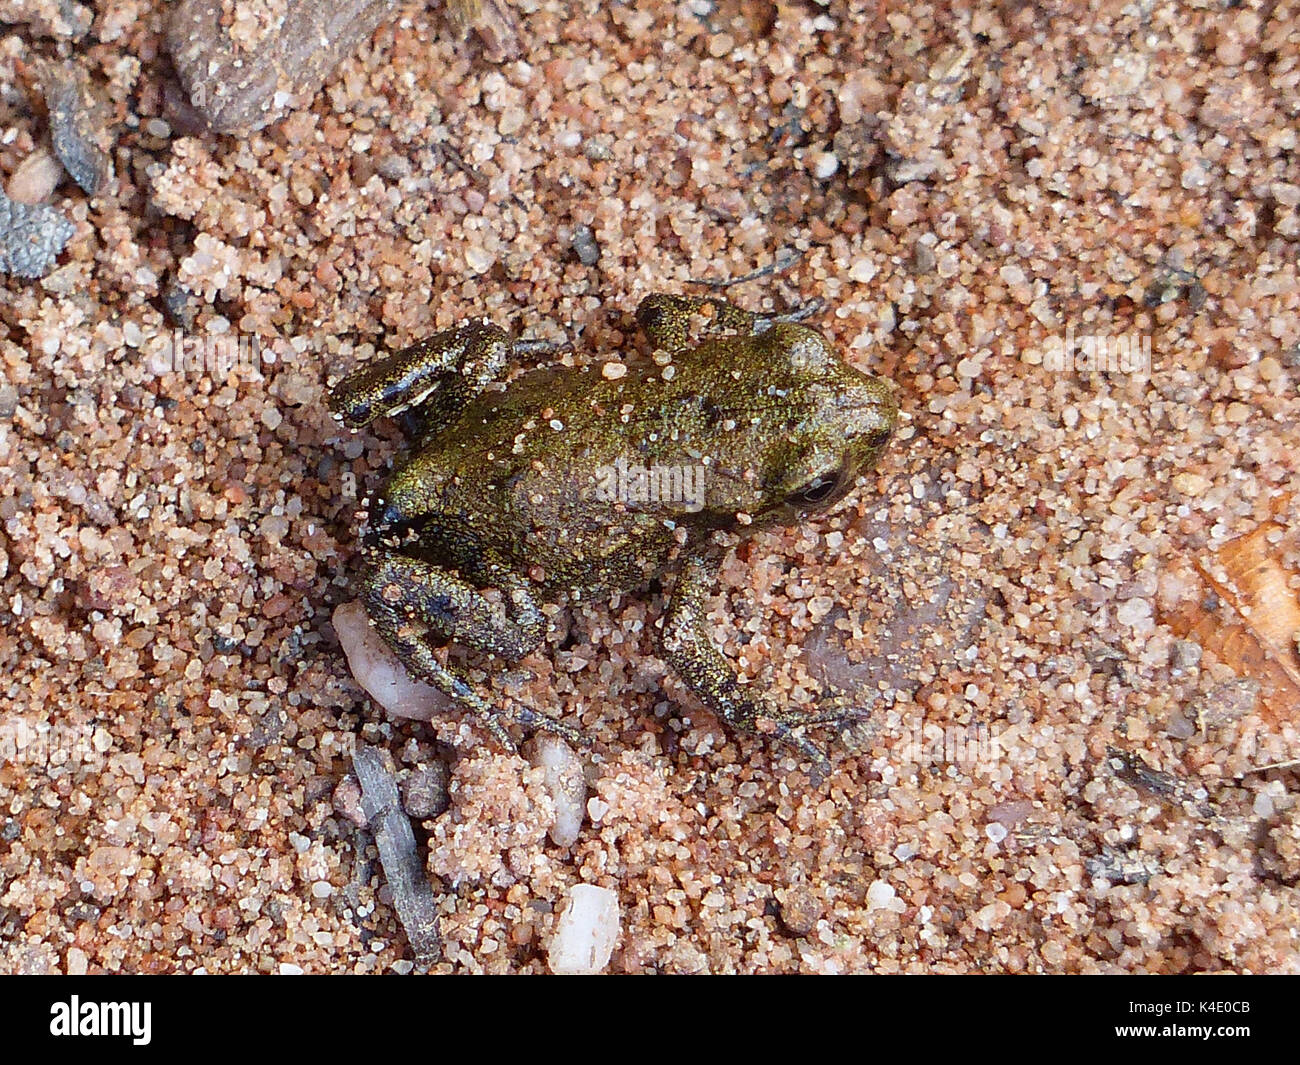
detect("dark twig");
top-left (352, 745), bottom-right (441, 964)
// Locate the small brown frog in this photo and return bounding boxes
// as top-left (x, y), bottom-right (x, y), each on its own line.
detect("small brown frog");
top-left (330, 294), bottom-right (897, 776)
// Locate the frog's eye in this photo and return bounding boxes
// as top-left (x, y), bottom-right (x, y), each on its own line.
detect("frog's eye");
top-left (791, 470), bottom-right (844, 506)
top-left (866, 426), bottom-right (892, 448)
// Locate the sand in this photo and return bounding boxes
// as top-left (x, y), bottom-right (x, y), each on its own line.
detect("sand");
top-left (1, 0), bottom-right (1297, 973)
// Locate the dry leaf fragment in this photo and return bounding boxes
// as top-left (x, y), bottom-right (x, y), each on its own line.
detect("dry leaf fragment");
top-left (41, 60), bottom-right (112, 195)
top-left (352, 745), bottom-right (441, 963)
top-left (167, 0), bottom-right (518, 134)
top-left (1159, 519), bottom-right (1300, 726)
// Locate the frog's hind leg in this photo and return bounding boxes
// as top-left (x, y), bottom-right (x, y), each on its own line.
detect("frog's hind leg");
top-left (329, 321), bottom-right (514, 432)
top-left (635, 293), bottom-right (824, 356)
top-left (360, 549), bottom-right (580, 747)
top-left (661, 551), bottom-right (856, 782)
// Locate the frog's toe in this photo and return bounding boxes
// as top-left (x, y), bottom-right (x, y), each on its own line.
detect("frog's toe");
top-left (799, 687), bottom-right (871, 727)
top-left (468, 699), bottom-right (520, 750)
top-left (770, 723), bottom-right (832, 785)
top-left (502, 697), bottom-right (587, 747)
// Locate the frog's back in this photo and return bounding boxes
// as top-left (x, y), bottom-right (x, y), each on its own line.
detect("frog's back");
top-left (393, 364), bottom-right (681, 595)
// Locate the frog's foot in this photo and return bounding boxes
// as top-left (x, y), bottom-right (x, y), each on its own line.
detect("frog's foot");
top-left (784, 686), bottom-right (872, 728)
top-left (765, 692), bottom-right (871, 784)
top-left (767, 721), bottom-right (833, 785)
top-left (439, 669), bottom-right (518, 749)
top-left (753, 298), bottom-right (825, 332)
top-left (500, 697), bottom-right (588, 747)
top-left (635, 292), bottom-right (826, 356)
top-left (331, 320), bottom-right (543, 432)
top-left (362, 550), bottom-right (560, 750)
top-left (662, 550), bottom-right (868, 782)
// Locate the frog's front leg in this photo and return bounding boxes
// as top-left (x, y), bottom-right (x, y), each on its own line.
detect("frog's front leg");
top-left (361, 549), bottom-right (579, 747)
top-left (329, 321), bottom-right (517, 431)
top-left (660, 550), bottom-right (858, 780)
top-left (635, 293), bottom-right (823, 356)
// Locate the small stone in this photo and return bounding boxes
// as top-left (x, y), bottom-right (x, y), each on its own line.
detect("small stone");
top-left (6, 149), bottom-right (63, 204)
top-left (571, 224), bottom-right (600, 266)
top-left (808, 149), bottom-right (839, 179)
top-left (0, 191), bottom-right (76, 278)
top-left (866, 879), bottom-right (895, 910)
top-left (1194, 679), bottom-right (1259, 728)
top-left (376, 153), bottom-right (413, 181)
top-left (547, 884), bottom-right (619, 974)
top-left (168, 0), bottom-right (403, 133)
top-left (1263, 807), bottom-right (1300, 880)
top-left (332, 600), bottom-right (451, 720)
top-left (848, 258), bottom-right (877, 284)
top-left (332, 776), bottom-right (368, 827)
top-left (1169, 639), bottom-right (1202, 674)
top-left (1172, 472), bottom-right (1210, 497)
top-left (1115, 598), bottom-right (1151, 627)
top-left (464, 245), bottom-right (494, 274)
top-left (400, 762), bottom-right (450, 820)
top-left (776, 885), bottom-right (821, 937)
top-left (583, 137), bottom-right (613, 161)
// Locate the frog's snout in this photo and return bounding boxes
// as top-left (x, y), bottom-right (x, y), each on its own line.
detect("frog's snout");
top-left (841, 375), bottom-right (899, 450)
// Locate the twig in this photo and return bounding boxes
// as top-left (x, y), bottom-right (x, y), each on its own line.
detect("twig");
top-left (352, 745), bottom-right (441, 964)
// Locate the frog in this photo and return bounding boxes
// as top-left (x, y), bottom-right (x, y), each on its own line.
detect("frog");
top-left (329, 293), bottom-right (898, 778)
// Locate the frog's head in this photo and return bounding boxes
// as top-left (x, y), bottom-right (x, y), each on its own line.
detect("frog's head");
top-left (740, 323), bottom-right (898, 522)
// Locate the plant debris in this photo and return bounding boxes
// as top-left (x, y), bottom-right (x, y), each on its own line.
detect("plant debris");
top-left (40, 59), bottom-right (112, 196)
top-left (166, 0), bottom-right (505, 134)
top-left (351, 745), bottom-right (441, 964)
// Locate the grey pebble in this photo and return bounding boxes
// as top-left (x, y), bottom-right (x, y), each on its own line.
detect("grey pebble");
top-left (0, 192), bottom-right (76, 278)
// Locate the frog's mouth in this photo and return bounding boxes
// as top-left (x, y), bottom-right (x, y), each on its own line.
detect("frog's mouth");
top-left (365, 498), bottom-right (411, 545)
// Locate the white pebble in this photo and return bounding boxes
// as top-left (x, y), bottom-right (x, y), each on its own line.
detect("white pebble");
top-left (986, 822), bottom-right (1008, 843)
top-left (848, 258), bottom-right (877, 284)
top-left (526, 734), bottom-right (586, 847)
top-left (548, 884), bottom-right (620, 974)
top-left (6, 149), bottom-right (63, 204)
top-left (332, 600), bottom-right (450, 720)
top-left (809, 149), bottom-right (839, 179)
top-left (866, 879), bottom-right (895, 910)
top-left (1116, 598), bottom-right (1152, 626)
